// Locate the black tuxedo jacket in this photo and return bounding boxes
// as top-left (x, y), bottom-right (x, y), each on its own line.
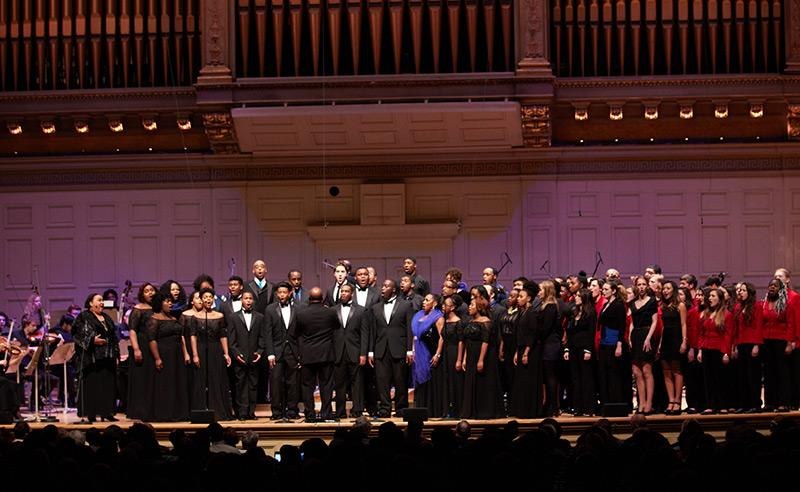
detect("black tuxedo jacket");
top-left (264, 301), bottom-right (298, 360)
top-left (295, 303), bottom-right (337, 364)
top-left (353, 285), bottom-right (381, 310)
top-left (371, 298), bottom-right (414, 359)
top-left (219, 295), bottom-right (242, 316)
top-left (323, 281), bottom-right (355, 307)
top-left (246, 279), bottom-right (274, 313)
top-left (333, 304), bottom-right (369, 364)
top-left (411, 273), bottom-right (431, 297)
top-left (402, 292), bottom-right (424, 312)
top-left (227, 310), bottom-right (267, 364)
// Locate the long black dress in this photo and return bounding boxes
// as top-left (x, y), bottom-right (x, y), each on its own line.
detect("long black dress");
top-left (460, 320), bottom-right (503, 419)
top-left (146, 317), bottom-right (189, 421)
top-left (126, 307), bottom-right (154, 420)
top-left (73, 311), bottom-right (119, 418)
top-left (189, 316), bottom-right (232, 420)
top-left (509, 307), bottom-right (543, 418)
top-left (498, 308), bottom-right (520, 409)
top-left (443, 319), bottom-right (464, 418)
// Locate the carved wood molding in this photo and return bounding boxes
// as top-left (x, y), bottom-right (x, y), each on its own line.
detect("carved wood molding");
top-left (1, 152), bottom-right (799, 187)
top-left (787, 0), bottom-right (800, 73)
top-left (198, 0), bottom-right (232, 83)
top-left (202, 112), bottom-right (240, 154)
top-left (521, 104), bottom-right (551, 147)
top-left (516, 0), bottom-right (551, 74)
top-left (789, 104), bottom-right (800, 140)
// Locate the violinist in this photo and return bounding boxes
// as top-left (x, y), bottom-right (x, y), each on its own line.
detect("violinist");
top-left (13, 315), bottom-right (58, 411)
top-left (24, 293), bottom-right (50, 329)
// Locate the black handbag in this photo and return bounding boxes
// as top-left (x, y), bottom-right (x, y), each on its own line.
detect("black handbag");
top-left (420, 324), bottom-right (439, 354)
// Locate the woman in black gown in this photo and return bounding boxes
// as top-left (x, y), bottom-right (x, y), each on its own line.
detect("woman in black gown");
top-left (73, 293), bottom-right (120, 422)
top-left (509, 282), bottom-right (543, 418)
top-left (126, 282), bottom-right (156, 420)
top-left (146, 291), bottom-right (190, 421)
top-left (442, 297), bottom-right (464, 418)
top-left (459, 297), bottom-right (503, 419)
top-left (629, 276), bottom-right (658, 414)
top-left (189, 288), bottom-right (232, 420)
top-left (497, 288), bottom-right (521, 413)
top-left (658, 280), bottom-right (687, 415)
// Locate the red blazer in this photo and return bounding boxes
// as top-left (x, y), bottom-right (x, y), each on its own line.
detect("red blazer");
top-left (733, 302), bottom-right (763, 346)
top-left (686, 306), bottom-right (701, 349)
top-left (761, 299), bottom-right (793, 342)
top-left (699, 310), bottom-right (734, 355)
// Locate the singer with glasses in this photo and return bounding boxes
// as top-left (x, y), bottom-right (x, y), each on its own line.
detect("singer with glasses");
top-left (73, 293), bottom-right (120, 423)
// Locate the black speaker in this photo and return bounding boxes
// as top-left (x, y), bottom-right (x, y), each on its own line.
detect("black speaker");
top-left (401, 407), bottom-right (429, 422)
top-left (601, 403), bottom-right (629, 417)
top-left (190, 409), bottom-right (216, 424)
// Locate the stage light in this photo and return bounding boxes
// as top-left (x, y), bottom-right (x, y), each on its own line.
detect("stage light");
top-left (644, 104), bottom-right (659, 120)
top-left (109, 119), bottom-right (124, 132)
top-left (714, 104), bottom-right (729, 119)
top-left (74, 120), bottom-right (89, 133)
top-left (177, 118), bottom-right (192, 130)
top-left (749, 103), bottom-right (764, 118)
top-left (41, 121), bottom-right (56, 134)
top-left (7, 123), bottom-right (22, 135)
top-left (609, 106), bottom-right (623, 121)
top-left (142, 118), bottom-right (158, 131)
top-left (579, 139), bottom-right (585, 143)
top-left (679, 105), bottom-right (694, 119)
top-left (614, 138), bottom-right (619, 142)
top-left (650, 137), bottom-right (655, 142)
top-left (148, 147), bottom-right (153, 151)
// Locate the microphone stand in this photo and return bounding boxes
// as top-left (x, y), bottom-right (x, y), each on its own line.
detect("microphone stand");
top-left (204, 310), bottom-right (210, 413)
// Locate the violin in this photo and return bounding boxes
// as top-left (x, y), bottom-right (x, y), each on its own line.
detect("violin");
top-left (0, 336), bottom-right (22, 356)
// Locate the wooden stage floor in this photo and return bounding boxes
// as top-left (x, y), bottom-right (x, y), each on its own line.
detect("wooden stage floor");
top-left (2, 405), bottom-right (793, 451)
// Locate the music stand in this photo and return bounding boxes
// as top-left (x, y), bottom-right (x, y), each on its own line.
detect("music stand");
top-left (24, 345), bottom-right (48, 421)
top-left (48, 342), bottom-right (75, 415)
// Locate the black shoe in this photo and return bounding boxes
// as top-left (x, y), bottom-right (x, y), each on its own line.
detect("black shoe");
top-left (102, 414), bottom-right (118, 422)
top-left (86, 416), bottom-right (96, 423)
top-left (376, 410), bottom-right (390, 418)
top-left (286, 411), bottom-right (299, 420)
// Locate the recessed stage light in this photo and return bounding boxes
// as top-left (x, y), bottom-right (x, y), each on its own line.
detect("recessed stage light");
top-left (679, 105), bottom-right (694, 119)
top-left (714, 104), bottom-right (729, 119)
top-left (609, 106), bottom-right (623, 121)
top-left (142, 119), bottom-right (158, 131)
top-left (177, 118), bottom-right (192, 130)
top-left (74, 120), bottom-right (89, 133)
top-left (109, 120), bottom-right (124, 132)
top-left (41, 121), bottom-right (56, 134)
top-left (7, 123), bottom-right (22, 135)
top-left (644, 105), bottom-right (659, 120)
top-left (749, 103), bottom-right (764, 118)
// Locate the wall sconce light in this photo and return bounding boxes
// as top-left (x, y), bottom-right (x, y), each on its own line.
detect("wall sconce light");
top-left (40, 121), bottom-right (56, 134)
top-left (74, 119), bottom-right (90, 133)
top-left (108, 119), bottom-right (124, 132)
top-left (573, 104), bottom-right (589, 121)
top-left (749, 103), bottom-right (764, 118)
top-left (142, 118), bottom-right (158, 131)
top-left (609, 104), bottom-right (624, 121)
top-left (644, 103), bottom-right (659, 120)
top-left (7, 123), bottom-right (22, 135)
top-left (679, 104), bottom-right (694, 119)
top-left (714, 103), bottom-right (729, 119)
top-left (177, 117), bottom-right (192, 130)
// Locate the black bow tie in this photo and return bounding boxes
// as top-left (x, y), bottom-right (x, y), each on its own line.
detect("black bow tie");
top-left (280, 303), bottom-right (290, 308)
top-left (384, 299), bottom-right (395, 305)
top-left (242, 309), bottom-right (252, 314)
top-left (341, 302), bottom-right (352, 307)
top-left (231, 295), bottom-right (242, 301)
top-left (357, 286), bottom-right (368, 292)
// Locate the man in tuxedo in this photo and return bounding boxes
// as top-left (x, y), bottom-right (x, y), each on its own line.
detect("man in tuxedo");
top-left (367, 266), bottom-right (378, 287)
top-left (288, 269), bottom-right (309, 306)
top-left (369, 279), bottom-right (414, 418)
top-left (403, 256), bottom-right (430, 297)
top-left (352, 266), bottom-right (381, 416)
top-left (264, 282), bottom-right (301, 420)
top-left (247, 260), bottom-right (274, 313)
top-left (399, 275), bottom-right (424, 312)
top-left (482, 267), bottom-right (508, 304)
top-left (353, 267), bottom-right (381, 309)
top-left (220, 276), bottom-right (245, 315)
top-left (227, 291), bottom-right (267, 420)
top-left (295, 287), bottom-right (338, 422)
top-left (332, 284), bottom-right (369, 418)
top-left (324, 263), bottom-right (352, 307)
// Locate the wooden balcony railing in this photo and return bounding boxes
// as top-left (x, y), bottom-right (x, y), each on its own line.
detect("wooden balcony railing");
top-left (550, 0), bottom-right (784, 77)
top-left (234, 0), bottom-right (515, 77)
top-left (0, 0), bottom-right (201, 91)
